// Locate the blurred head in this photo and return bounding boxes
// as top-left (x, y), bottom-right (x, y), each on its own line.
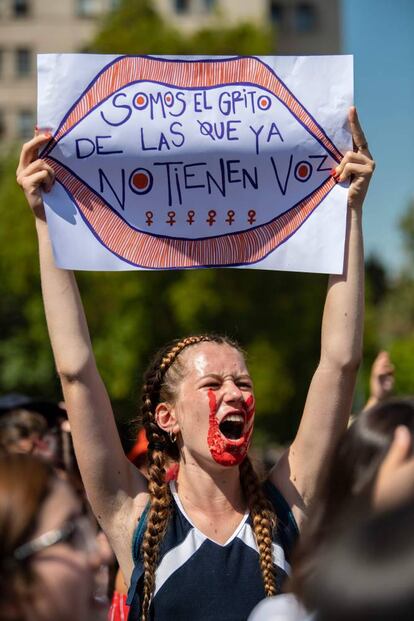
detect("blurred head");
top-left (0, 453), bottom-right (102, 621)
top-left (290, 397), bottom-right (414, 603)
top-left (0, 393), bottom-right (66, 465)
top-left (326, 397), bottom-right (414, 506)
top-left (305, 499), bottom-right (414, 621)
top-left (0, 408), bottom-right (49, 455)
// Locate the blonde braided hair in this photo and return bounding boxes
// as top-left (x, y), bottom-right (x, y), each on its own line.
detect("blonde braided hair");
top-left (240, 456), bottom-right (278, 596)
top-left (139, 335), bottom-right (277, 619)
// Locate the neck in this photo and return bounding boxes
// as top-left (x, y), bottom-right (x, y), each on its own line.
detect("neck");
top-left (175, 458), bottom-right (245, 515)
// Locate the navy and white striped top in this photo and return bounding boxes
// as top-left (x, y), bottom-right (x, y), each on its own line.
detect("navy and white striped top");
top-left (127, 480), bottom-right (298, 621)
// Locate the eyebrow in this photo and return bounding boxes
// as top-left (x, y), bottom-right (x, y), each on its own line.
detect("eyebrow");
top-left (198, 373), bottom-right (252, 381)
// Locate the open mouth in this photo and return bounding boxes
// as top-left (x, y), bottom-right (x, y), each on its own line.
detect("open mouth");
top-left (219, 415), bottom-right (245, 440)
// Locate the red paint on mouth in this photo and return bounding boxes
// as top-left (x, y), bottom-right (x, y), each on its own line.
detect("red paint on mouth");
top-left (207, 390), bottom-right (255, 467)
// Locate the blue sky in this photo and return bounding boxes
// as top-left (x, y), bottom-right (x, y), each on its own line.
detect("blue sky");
top-left (341, 0), bottom-right (414, 276)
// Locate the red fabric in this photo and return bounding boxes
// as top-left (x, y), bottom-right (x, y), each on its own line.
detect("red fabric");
top-left (109, 591), bottom-right (129, 621)
top-left (165, 463), bottom-right (179, 482)
top-left (127, 428), bottom-right (148, 463)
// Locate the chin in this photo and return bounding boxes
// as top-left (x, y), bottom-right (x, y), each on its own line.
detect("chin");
top-left (210, 442), bottom-right (250, 467)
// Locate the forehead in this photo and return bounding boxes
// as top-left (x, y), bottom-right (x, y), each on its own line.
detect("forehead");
top-left (180, 342), bottom-right (248, 377)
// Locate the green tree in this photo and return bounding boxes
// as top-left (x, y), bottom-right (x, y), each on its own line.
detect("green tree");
top-left (0, 144), bottom-right (327, 445)
top-left (189, 23), bottom-right (273, 56)
top-left (1, 1), bottom-right (340, 446)
top-left (399, 198), bottom-right (414, 263)
top-left (90, 0), bottom-right (187, 55)
top-left (389, 337), bottom-right (414, 395)
top-left (371, 200), bottom-right (414, 397)
top-left (90, 0), bottom-right (273, 56)
top-left (355, 254), bottom-right (391, 408)
top-left (0, 151), bottom-right (57, 393)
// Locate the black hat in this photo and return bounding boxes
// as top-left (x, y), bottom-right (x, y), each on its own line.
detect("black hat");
top-left (0, 393), bottom-right (66, 427)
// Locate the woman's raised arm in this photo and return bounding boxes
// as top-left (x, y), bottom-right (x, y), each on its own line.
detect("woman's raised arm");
top-left (17, 134), bottom-right (148, 581)
top-left (270, 108), bottom-right (375, 527)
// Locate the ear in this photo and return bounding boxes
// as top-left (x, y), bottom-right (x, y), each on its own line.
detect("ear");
top-left (155, 402), bottom-right (180, 436)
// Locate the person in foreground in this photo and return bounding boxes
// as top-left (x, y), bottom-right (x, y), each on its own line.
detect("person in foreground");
top-left (17, 107), bottom-right (374, 620)
top-left (0, 452), bottom-right (106, 621)
top-left (305, 496), bottom-right (414, 621)
top-left (248, 397), bottom-right (414, 621)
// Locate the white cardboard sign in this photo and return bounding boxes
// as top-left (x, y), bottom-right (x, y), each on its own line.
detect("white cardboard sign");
top-left (38, 54), bottom-right (353, 272)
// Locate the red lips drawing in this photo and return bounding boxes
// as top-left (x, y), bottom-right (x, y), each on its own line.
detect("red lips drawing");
top-left (42, 56), bottom-right (342, 269)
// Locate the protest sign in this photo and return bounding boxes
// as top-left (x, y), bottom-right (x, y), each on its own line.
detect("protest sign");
top-left (38, 54), bottom-right (353, 272)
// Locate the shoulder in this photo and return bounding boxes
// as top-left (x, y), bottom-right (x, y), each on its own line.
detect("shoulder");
top-left (247, 593), bottom-right (312, 621)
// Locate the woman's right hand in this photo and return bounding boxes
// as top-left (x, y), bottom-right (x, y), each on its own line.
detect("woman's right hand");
top-left (16, 133), bottom-right (55, 219)
top-left (333, 107), bottom-right (375, 211)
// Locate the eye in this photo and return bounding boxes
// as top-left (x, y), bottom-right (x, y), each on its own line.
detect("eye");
top-left (237, 380), bottom-right (253, 390)
top-left (201, 379), bottom-right (221, 389)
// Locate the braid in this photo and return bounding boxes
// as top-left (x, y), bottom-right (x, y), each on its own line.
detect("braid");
top-left (139, 334), bottom-right (240, 619)
top-left (240, 456), bottom-right (278, 596)
top-left (140, 446), bottom-right (170, 621)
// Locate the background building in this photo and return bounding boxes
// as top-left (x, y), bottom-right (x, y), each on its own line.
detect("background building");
top-left (0, 0), bottom-right (119, 144)
top-left (0, 0), bottom-right (340, 145)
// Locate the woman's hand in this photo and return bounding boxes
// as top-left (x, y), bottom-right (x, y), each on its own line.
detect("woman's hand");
top-left (367, 351), bottom-right (395, 408)
top-left (16, 133), bottom-right (55, 220)
top-left (333, 107), bottom-right (375, 210)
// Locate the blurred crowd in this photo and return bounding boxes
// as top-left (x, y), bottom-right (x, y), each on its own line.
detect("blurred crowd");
top-left (1, 350), bottom-right (413, 621)
top-left (0, 393), bottom-right (148, 621)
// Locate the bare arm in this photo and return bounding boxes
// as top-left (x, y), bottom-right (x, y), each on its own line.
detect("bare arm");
top-left (17, 134), bottom-right (148, 581)
top-left (270, 108), bottom-right (375, 527)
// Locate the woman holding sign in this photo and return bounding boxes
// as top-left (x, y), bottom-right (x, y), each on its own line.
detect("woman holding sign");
top-left (17, 107), bottom-right (374, 621)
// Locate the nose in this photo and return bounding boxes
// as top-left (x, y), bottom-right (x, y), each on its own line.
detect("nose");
top-left (223, 380), bottom-right (244, 403)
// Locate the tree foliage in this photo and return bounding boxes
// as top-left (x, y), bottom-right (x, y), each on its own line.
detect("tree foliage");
top-left (90, 0), bottom-right (187, 55)
top-left (0, 144), bottom-right (327, 445)
top-left (2, 0), bottom-right (412, 449)
top-left (399, 199), bottom-right (414, 263)
top-left (372, 200), bottom-right (414, 396)
top-left (90, 0), bottom-right (274, 56)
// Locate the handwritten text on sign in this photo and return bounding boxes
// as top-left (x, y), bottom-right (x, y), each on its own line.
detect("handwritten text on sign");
top-left (40, 55), bottom-right (351, 270)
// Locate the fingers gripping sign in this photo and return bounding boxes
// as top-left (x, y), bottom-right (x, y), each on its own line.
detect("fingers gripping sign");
top-left (16, 132), bottom-right (56, 218)
top-left (332, 107), bottom-right (375, 209)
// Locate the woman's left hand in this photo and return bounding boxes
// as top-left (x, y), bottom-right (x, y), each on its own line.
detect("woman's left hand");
top-left (333, 106), bottom-right (375, 210)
